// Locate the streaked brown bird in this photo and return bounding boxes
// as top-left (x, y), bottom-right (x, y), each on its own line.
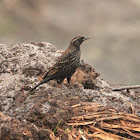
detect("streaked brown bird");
top-left (30, 36), bottom-right (90, 92)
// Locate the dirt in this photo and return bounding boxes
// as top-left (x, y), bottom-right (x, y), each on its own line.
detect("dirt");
top-left (0, 42), bottom-right (139, 139)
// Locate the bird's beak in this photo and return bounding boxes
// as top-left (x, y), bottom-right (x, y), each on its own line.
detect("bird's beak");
top-left (83, 37), bottom-right (90, 41)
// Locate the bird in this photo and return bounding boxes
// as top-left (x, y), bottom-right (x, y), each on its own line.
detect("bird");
top-left (30, 36), bottom-right (90, 92)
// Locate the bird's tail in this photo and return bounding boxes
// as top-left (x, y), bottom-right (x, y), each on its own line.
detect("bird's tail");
top-left (30, 78), bottom-right (50, 92)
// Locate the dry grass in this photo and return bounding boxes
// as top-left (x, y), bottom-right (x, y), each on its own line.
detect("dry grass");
top-left (49, 102), bottom-right (140, 140)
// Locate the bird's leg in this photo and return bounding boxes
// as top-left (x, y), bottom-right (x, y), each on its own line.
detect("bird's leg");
top-left (69, 82), bottom-right (79, 94)
top-left (67, 77), bottom-right (79, 94)
top-left (57, 79), bottom-right (72, 94)
top-left (61, 83), bottom-right (72, 94)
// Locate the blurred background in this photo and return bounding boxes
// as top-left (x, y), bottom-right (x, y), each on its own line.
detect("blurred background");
top-left (0, 0), bottom-right (140, 85)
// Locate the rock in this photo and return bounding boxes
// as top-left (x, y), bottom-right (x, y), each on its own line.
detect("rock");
top-left (0, 42), bottom-right (139, 139)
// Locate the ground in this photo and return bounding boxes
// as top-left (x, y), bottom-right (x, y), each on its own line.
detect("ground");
top-left (0, 42), bottom-right (140, 140)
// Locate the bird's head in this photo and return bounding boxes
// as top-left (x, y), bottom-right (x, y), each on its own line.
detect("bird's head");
top-left (70, 36), bottom-right (90, 47)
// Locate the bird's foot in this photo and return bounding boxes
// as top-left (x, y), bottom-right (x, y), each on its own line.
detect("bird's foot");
top-left (69, 83), bottom-right (79, 94)
top-left (61, 83), bottom-right (73, 94)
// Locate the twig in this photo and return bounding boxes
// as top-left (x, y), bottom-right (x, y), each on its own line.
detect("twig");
top-left (78, 129), bottom-right (87, 140)
top-left (112, 85), bottom-right (140, 91)
top-left (32, 123), bottom-right (39, 131)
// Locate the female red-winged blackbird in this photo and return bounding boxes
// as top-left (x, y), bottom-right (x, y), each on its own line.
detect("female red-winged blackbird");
top-left (30, 36), bottom-right (90, 92)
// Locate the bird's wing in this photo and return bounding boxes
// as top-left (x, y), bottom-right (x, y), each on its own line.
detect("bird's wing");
top-left (43, 49), bottom-right (71, 78)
